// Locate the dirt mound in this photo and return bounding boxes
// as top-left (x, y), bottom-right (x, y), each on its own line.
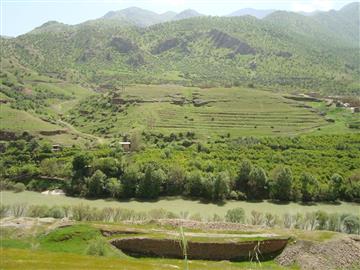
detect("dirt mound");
top-left (276, 236), bottom-right (360, 270)
top-left (0, 217), bottom-right (73, 231)
top-left (156, 219), bottom-right (262, 231)
top-left (111, 237), bottom-right (288, 261)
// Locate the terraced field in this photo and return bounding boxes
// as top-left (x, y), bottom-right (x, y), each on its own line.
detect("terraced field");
top-left (99, 85), bottom-right (329, 137)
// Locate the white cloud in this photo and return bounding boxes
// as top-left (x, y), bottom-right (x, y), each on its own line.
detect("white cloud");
top-left (292, 0), bottom-right (334, 12)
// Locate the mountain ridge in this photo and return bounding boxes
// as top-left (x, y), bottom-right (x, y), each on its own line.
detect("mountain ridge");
top-left (1, 2), bottom-right (359, 95)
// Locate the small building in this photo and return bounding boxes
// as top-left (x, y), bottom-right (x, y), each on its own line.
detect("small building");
top-left (52, 144), bottom-right (62, 152)
top-left (351, 107), bottom-right (360, 113)
top-left (119, 142), bottom-right (131, 152)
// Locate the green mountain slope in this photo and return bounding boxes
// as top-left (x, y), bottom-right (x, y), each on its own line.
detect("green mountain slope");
top-left (1, 3), bottom-right (359, 94)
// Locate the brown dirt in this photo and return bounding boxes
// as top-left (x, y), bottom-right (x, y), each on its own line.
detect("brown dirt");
top-left (155, 219), bottom-right (263, 231)
top-left (276, 236), bottom-right (360, 270)
top-left (111, 237), bottom-right (288, 261)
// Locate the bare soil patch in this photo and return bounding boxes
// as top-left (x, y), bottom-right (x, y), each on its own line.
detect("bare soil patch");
top-left (276, 235), bottom-right (360, 270)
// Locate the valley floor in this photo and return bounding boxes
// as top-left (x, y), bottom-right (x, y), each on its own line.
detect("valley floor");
top-left (2, 191), bottom-right (358, 217)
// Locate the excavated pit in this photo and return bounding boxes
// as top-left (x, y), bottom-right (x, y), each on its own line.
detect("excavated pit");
top-left (110, 237), bottom-right (288, 261)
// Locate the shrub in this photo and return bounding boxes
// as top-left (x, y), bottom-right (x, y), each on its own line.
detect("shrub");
top-left (13, 183), bottom-right (26, 193)
top-left (71, 203), bottom-right (92, 221)
top-left (148, 208), bottom-right (168, 220)
top-left (342, 215), bottom-right (360, 234)
top-left (225, 208), bottom-right (245, 223)
top-left (28, 205), bottom-right (49, 218)
top-left (0, 204), bottom-right (10, 218)
top-left (47, 206), bottom-right (65, 219)
top-left (86, 237), bottom-right (108, 256)
top-left (0, 180), bottom-right (15, 190)
top-left (250, 210), bottom-right (264, 225)
top-left (11, 203), bottom-right (27, 217)
top-left (189, 213), bottom-right (202, 221)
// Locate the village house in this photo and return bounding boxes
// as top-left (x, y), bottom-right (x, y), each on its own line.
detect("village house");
top-left (119, 141), bottom-right (131, 152)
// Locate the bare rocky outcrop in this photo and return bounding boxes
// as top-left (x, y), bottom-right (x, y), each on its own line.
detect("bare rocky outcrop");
top-left (276, 236), bottom-right (360, 270)
top-left (111, 237), bottom-right (288, 261)
top-left (110, 37), bottom-right (138, 53)
top-left (208, 29), bottom-right (256, 56)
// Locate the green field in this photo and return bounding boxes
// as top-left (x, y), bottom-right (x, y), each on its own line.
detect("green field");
top-left (66, 85), bottom-right (346, 138)
top-left (0, 104), bottom-right (61, 132)
top-left (2, 191), bottom-right (358, 218)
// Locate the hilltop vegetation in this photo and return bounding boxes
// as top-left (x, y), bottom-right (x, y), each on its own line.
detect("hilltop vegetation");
top-left (1, 2), bottom-right (359, 94)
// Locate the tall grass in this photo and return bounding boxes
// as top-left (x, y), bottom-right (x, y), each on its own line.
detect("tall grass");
top-left (1, 203), bottom-right (358, 235)
top-left (179, 226), bottom-right (189, 270)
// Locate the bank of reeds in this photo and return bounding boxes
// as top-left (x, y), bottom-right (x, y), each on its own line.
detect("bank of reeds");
top-left (0, 203), bottom-right (359, 234)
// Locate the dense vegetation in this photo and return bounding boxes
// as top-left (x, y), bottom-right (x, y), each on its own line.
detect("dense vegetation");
top-left (1, 2), bottom-right (359, 94)
top-left (1, 132), bottom-right (359, 203)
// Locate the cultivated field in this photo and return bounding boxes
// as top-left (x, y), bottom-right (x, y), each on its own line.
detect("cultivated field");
top-left (68, 84), bottom-right (347, 138)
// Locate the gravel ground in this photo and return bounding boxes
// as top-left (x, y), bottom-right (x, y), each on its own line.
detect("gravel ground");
top-left (276, 235), bottom-right (360, 270)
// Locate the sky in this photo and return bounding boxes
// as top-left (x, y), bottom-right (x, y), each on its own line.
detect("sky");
top-left (1, 0), bottom-right (356, 37)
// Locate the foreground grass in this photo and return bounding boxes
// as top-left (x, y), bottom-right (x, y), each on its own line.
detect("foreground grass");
top-left (0, 248), bottom-right (298, 270)
top-left (0, 222), bottom-right (300, 269)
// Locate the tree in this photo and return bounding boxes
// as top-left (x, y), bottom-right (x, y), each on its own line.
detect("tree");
top-left (136, 164), bottom-right (165, 199)
top-left (86, 170), bottom-right (106, 197)
top-left (247, 166), bottom-right (267, 199)
top-left (70, 153), bottom-right (93, 195)
top-left (93, 158), bottom-right (122, 178)
top-left (299, 173), bottom-right (319, 202)
top-left (184, 171), bottom-right (203, 197)
top-left (105, 178), bottom-right (123, 198)
top-left (166, 166), bottom-right (185, 195)
top-left (72, 153), bottom-right (93, 177)
top-left (236, 160), bottom-right (252, 192)
top-left (121, 166), bottom-right (142, 198)
top-left (269, 166), bottom-right (293, 201)
top-left (201, 175), bottom-right (214, 200)
top-left (225, 208), bottom-right (245, 223)
top-left (328, 173), bottom-right (345, 201)
top-left (212, 172), bottom-right (230, 201)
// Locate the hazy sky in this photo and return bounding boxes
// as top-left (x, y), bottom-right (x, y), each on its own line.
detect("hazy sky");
top-left (1, 0), bottom-right (356, 37)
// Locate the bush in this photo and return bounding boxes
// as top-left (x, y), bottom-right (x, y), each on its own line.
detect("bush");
top-left (0, 204), bottom-right (10, 218)
top-left (28, 205), bottom-right (49, 218)
top-left (86, 237), bottom-right (108, 256)
top-left (225, 208), bottom-right (245, 223)
top-left (47, 206), bottom-right (65, 219)
top-left (13, 183), bottom-right (26, 193)
top-left (11, 203), bottom-right (27, 217)
top-left (0, 180), bottom-right (15, 191)
top-left (71, 203), bottom-right (92, 221)
top-left (342, 215), bottom-right (360, 234)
